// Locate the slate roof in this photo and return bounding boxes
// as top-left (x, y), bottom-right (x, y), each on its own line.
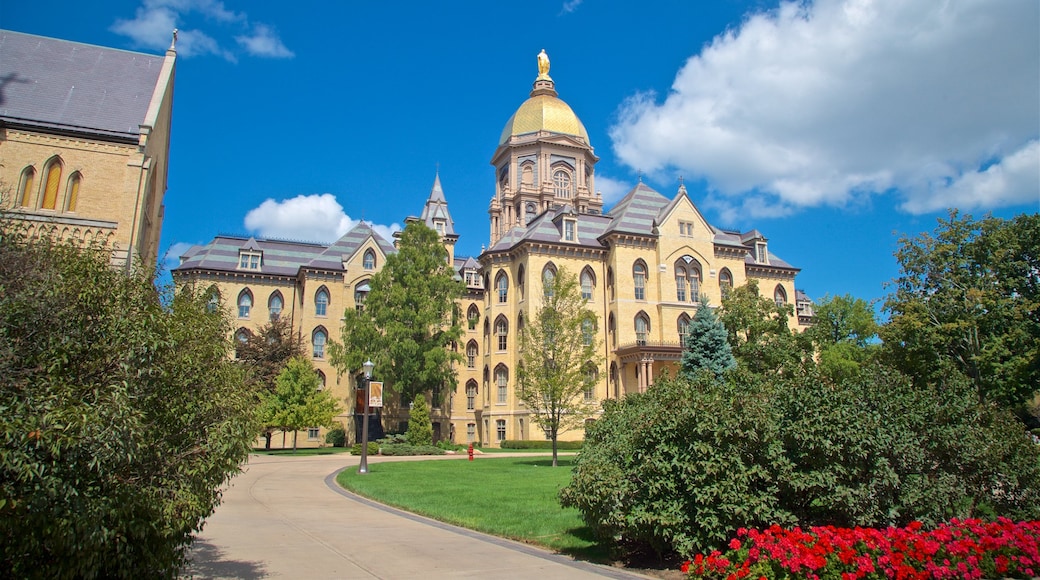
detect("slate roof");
top-left (174, 222), bottom-right (396, 277)
top-left (602, 182), bottom-right (671, 237)
top-left (416, 174), bottom-right (457, 236)
top-left (0, 29), bottom-right (166, 141)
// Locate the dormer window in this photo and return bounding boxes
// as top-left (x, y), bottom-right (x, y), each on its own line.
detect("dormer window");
top-left (434, 219), bottom-right (445, 235)
top-left (363, 249), bottom-right (376, 270)
top-left (755, 242), bottom-right (768, 264)
top-left (239, 250), bottom-right (262, 270)
top-left (563, 218), bottom-right (577, 242)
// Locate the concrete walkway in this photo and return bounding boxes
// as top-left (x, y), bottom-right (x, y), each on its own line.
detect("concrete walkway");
top-left (183, 453), bottom-right (651, 579)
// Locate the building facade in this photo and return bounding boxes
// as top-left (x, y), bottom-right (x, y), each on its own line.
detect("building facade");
top-left (174, 53), bottom-right (810, 448)
top-left (0, 30), bottom-right (176, 269)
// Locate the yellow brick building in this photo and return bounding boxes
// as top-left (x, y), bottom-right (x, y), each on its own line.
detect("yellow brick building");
top-left (0, 30), bottom-right (176, 269)
top-left (174, 53), bottom-right (810, 448)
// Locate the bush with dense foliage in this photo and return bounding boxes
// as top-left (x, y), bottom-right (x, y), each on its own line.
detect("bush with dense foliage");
top-left (561, 363), bottom-right (1040, 560)
top-left (406, 394), bottom-right (433, 446)
top-left (350, 442), bottom-right (379, 456)
top-left (500, 439), bottom-right (583, 450)
top-left (0, 232), bottom-right (258, 578)
top-left (325, 425), bottom-right (347, 447)
top-left (682, 518), bottom-right (1040, 579)
top-left (377, 444), bottom-right (444, 456)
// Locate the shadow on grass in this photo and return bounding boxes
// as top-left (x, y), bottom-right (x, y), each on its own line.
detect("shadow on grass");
top-left (557, 525), bottom-right (615, 563)
top-left (514, 457), bottom-right (578, 468)
top-left (183, 540), bottom-right (267, 579)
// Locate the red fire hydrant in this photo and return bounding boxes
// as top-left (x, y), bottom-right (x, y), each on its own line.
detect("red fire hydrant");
top-left (468, 443), bottom-right (474, 461)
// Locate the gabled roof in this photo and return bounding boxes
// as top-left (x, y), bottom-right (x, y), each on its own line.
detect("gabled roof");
top-left (0, 29), bottom-right (166, 141)
top-left (418, 173), bottom-right (457, 236)
top-left (305, 222), bottom-right (396, 270)
top-left (602, 182), bottom-right (671, 237)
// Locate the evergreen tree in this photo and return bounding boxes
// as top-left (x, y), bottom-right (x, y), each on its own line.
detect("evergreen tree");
top-left (680, 295), bottom-right (735, 380)
top-left (406, 394), bottom-right (433, 446)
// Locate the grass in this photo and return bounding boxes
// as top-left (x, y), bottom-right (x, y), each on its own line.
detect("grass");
top-left (336, 456), bottom-right (607, 561)
top-left (252, 446), bottom-right (352, 456)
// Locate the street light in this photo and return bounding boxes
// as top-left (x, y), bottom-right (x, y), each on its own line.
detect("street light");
top-left (359, 359), bottom-right (375, 474)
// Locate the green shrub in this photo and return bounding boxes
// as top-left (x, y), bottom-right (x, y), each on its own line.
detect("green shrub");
top-left (378, 444), bottom-right (444, 456)
top-left (406, 394), bottom-right (433, 446)
top-left (501, 439), bottom-right (583, 450)
top-left (436, 440), bottom-right (464, 451)
top-left (349, 442), bottom-right (379, 456)
top-left (378, 434), bottom-right (408, 445)
top-left (324, 426), bottom-right (346, 447)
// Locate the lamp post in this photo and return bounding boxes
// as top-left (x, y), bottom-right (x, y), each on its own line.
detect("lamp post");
top-left (359, 359), bottom-right (374, 474)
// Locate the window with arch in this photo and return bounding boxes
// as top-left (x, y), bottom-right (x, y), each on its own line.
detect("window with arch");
top-left (41, 157), bottom-right (63, 210)
top-left (580, 268), bottom-right (595, 300)
top-left (774, 285), bottom-right (788, 308)
top-left (517, 312), bottom-right (525, 337)
top-left (582, 318), bottom-right (595, 346)
top-left (206, 287), bottom-right (220, 313)
top-left (18, 166), bottom-right (36, 208)
top-left (467, 304), bottom-right (480, 330)
top-left (466, 340), bottom-right (478, 368)
top-left (583, 363), bottom-right (598, 401)
top-left (607, 267), bottom-right (615, 300)
top-left (521, 163), bottom-right (534, 186)
top-left (542, 264), bottom-right (556, 299)
top-left (678, 314), bottom-right (692, 347)
top-left (495, 365), bottom-right (509, 404)
top-left (237, 289), bottom-right (253, 318)
top-left (608, 313), bottom-right (617, 347)
top-left (312, 327), bottom-right (328, 359)
top-left (552, 168), bottom-right (572, 198)
top-left (316, 370), bottom-right (327, 390)
top-left (268, 292), bottom-right (284, 319)
top-left (363, 249), bottom-right (376, 270)
top-left (635, 312), bottom-right (650, 346)
top-left (315, 287), bottom-right (330, 317)
top-left (235, 328), bottom-right (251, 358)
top-left (483, 318), bottom-right (491, 352)
top-left (466, 380), bottom-right (478, 410)
top-left (517, 264), bottom-right (525, 299)
top-left (719, 268), bottom-right (733, 298)
top-left (495, 316), bottom-right (508, 351)
top-left (633, 261), bottom-right (647, 300)
top-left (65, 172), bottom-right (81, 212)
top-left (496, 271), bottom-right (509, 303)
top-left (674, 257), bottom-right (702, 303)
top-left (609, 362), bottom-right (619, 399)
top-left (354, 280), bottom-right (370, 312)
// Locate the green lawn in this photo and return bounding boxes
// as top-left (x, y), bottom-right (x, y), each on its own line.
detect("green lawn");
top-left (336, 456), bottom-right (606, 560)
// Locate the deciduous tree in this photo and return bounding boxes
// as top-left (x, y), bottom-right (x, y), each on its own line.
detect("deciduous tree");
top-left (718, 279), bottom-right (802, 376)
top-left (258, 357), bottom-right (341, 452)
top-left (804, 294), bottom-right (879, 382)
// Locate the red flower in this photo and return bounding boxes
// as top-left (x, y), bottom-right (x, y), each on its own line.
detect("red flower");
top-left (729, 538), bottom-right (742, 551)
top-left (680, 560), bottom-right (690, 573)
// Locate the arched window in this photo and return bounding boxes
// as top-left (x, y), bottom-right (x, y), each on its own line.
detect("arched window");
top-left (521, 163), bottom-right (534, 186)
top-left (675, 265), bottom-right (687, 302)
top-left (269, 291), bottom-right (284, 319)
top-left (633, 261), bottom-right (647, 300)
top-left (316, 370), bottom-right (327, 390)
top-left (466, 340), bottom-right (478, 368)
top-left (496, 271), bottom-right (509, 303)
top-left (354, 280), bottom-right (370, 312)
top-left (312, 327), bottom-right (327, 359)
top-left (517, 312), bottom-right (525, 336)
top-left (719, 268), bottom-right (733, 298)
top-left (206, 286), bottom-right (220, 313)
top-left (607, 267), bottom-right (615, 300)
top-left (678, 314), bottom-right (692, 347)
top-left (635, 312), bottom-right (650, 345)
top-left (41, 157), bottom-right (62, 210)
top-left (495, 365), bottom-right (509, 403)
top-left (774, 285), bottom-right (788, 307)
top-left (583, 363), bottom-right (598, 401)
top-left (238, 289), bottom-right (253, 318)
top-left (18, 166), bottom-right (36, 208)
top-left (64, 172), bottom-right (81, 212)
top-left (552, 169), bottom-right (572, 198)
top-left (610, 362), bottom-right (619, 399)
top-left (689, 261), bottom-right (701, 298)
top-left (517, 264), bottom-right (525, 299)
top-left (542, 264), bottom-right (556, 299)
top-left (315, 287), bottom-right (330, 317)
top-left (466, 380), bottom-right (478, 410)
top-left (363, 249), bottom-right (376, 270)
top-left (495, 316), bottom-right (508, 351)
top-left (608, 313), bottom-right (616, 347)
top-left (582, 318), bottom-right (595, 346)
top-left (580, 268), bottom-right (595, 300)
top-left (483, 317), bottom-right (491, 351)
top-left (235, 327), bottom-right (251, 358)
top-left (467, 304), bottom-right (480, 330)
top-left (674, 257), bottom-right (701, 302)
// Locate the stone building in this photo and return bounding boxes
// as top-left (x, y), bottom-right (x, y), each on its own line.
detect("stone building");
top-left (0, 29), bottom-right (176, 269)
top-left (174, 52), bottom-right (810, 448)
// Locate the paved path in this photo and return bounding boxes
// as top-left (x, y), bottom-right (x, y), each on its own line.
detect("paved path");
top-left (183, 453), bottom-right (651, 579)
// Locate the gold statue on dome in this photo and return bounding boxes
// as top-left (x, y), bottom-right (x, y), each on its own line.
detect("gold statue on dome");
top-left (537, 49), bottom-right (550, 77)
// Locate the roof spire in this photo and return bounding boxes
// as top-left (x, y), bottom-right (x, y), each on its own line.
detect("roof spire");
top-left (169, 29), bottom-right (178, 52)
top-left (531, 49), bottom-right (557, 98)
top-left (678, 175), bottom-right (688, 196)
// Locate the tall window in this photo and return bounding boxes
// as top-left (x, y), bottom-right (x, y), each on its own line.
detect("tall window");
top-left (496, 419), bottom-right (506, 441)
top-left (467, 341), bottom-right (478, 368)
top-left (552, 169), bottom-right (571, 198)
top-left (495, 317), bottom-right (508, 351)
top-left (719, 269), bottom-right (733, 298)
top-left (65, 172), bottom-right (81, 212)
top-left (467, 304), bottom-right (480, 330)
top-left (564, 219), bottom-right (576, 241)
top-left (633, 262), bottom-right (647, 300)
top-left (355, 281), bottom-right (370, 312)
top-left (467, 423), bottom-right (476, 443)
top-left (581, 269), bottom-right (594, 300)
top-left (674, 258), bottom-right (701, 302)
top-left (315, 287), bottom-right (329, 316)
top-left (235, 328), bottom-right (250, 358)
top-left (516, 264), bottom-right (525, 299)
top-left (238, 290), bottom-right (252, 318)
top-left (521, 163), bottom-right (534, 186)
top-left (466, 381), bottom-right (477, 410)
top-left (542, 265), bottom-right (556, 299)
top-left (678, 315), bottom-right (691, 347)
top-left (18, 166), bottom-right (35, 208)
top-left (496, 272), bottom-right (508, 303)
top-left (312, 328), bottom-right (327, 359)
top-left (583, 364), bottom-right (597, 401)
top-left (676, 268), bottom-right (687, 302)
top-left (41, 158), bottom-right (62, 210)
top-left (608, 313), bottom-right (616, 347)
top-left (363, 249), bottom-right (376, 270)
top-left (774, 285), bottom-right (787, 307)
top-left (635, 313), bottom-right (649, 346)
top-left (316, 371), bottom-right (327, 390)
top-left (269, 292), bottom-right (283, 318)
top-left (496, 366), bottom-right (508, 403)
top-left (581, 318), bottom-right (595, 346)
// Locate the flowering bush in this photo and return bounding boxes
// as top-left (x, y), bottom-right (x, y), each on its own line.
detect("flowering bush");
top-left (682, 518), bottom-right (1040, 579)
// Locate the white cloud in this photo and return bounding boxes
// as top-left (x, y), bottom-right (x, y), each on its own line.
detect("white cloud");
top-left (610, 0), bottom-right (1040, 217)
top-left (561, 0), bottom-right (583, 14)
top-left (593, 174), bottom-right (632, 205)
top-left (236, 24), bottom-right (294, 58)
top-left (244, 194), bottom-right (401, 244)
top-left (162, 241), bottom-right (197, 271)
top-left (112, 0), bottom-right (290, 61)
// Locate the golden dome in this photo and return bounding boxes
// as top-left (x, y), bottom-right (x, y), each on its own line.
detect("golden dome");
top-left (498, 94), bottom-right (589, 145)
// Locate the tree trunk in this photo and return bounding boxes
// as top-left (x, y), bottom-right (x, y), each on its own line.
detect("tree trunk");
top-left (264, 431), bottom-right (272, 450)
top-left (551, 432), bottom-right (559, 467)
top-left (292, 430), bottom-right (298, 454)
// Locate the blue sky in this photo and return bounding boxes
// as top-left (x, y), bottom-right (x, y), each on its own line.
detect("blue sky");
top-left (4, 0), bottom-right (1038, 312)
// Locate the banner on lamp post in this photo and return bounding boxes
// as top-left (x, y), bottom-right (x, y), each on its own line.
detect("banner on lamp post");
top-left (368, 381), bottom-right (383, 408)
